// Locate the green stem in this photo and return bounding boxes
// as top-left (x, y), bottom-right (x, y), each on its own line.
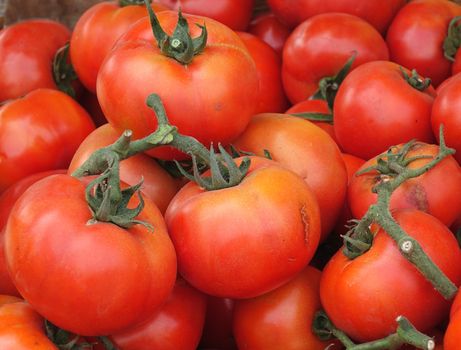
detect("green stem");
top-left (119, 0), bottom-right (147, 7)
top-left (443, 15), bottom-right (461, 62)
top-left (52, 43), bottom-right (78, 98)
top-left (289, 112), bottom-right (333, 124)
top-left (400, 67), bottom-right (431, 91)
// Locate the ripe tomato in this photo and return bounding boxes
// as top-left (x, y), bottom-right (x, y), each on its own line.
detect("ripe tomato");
top-left (70, 1), bottom-right (169, 93)
top-left (0, 19), bottom-right (71, 102)
top-left (248, 11), bottom-right (291, 56)
top-left (233, 266), bottom-right (334, 350)
top-left (111, 279), bottom-right (207, 350)
top-left (0, 89), bottom-right (95, 193)
top-left (232, 113), bottom-right (347, 241)
top-left (5, 174), bottom-right (177, 335)
top-left (444, 299), bottom-right (461, 350)
top-left (97, 10), bottom-right (259, 160)
top-left (320, 209), bottom-right (461, 342)
top-left (282, 12), bottom-right (389, 104)
top-left (333, 61), bottom-right (436, 159)
top-left (165, 156), bottom-right (321, 298)
top-left (348, 142), bottom-right (461, 227)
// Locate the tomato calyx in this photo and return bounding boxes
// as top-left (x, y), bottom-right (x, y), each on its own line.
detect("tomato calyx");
top-left (52, 43), bottom-right (78, 98)
top-left (119, 0), bottom-right (149, 7)
top-left (144, 0), bottom-right (207, 65)
top-left (313, 311), bottom-right (435, 350)
top-left (289, 111), bottom-right (334, 124)
top-left (443, 15), bottom-right (461, 62)
top-left (400, 67), bottom-right (432, 92)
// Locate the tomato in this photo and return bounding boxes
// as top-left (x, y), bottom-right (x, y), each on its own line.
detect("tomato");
top-left (333, 61), bottom-right (436, 160)
top-left (68, 123), bottom-right (180, 214)
top-left (70, 1), bottom-right (169, 93)
top-left (248, 11), bottom-right (291, 56)
top-left (320, 209), bottom-right (461, 342)
top-left (444, 300), bottom-right (461, 350)
top-left (97, 10), bottom-right (259, 160)
top-left (237, 31), bottom-right (288, 113)
top-left (233, 266), bottom-right (334, 350)
top-left (282, 12), bottom-right (389, 104)
top-left (348, 142), bottom-right (461, 227)
top-left (232, 113), bottom-right (347, 241)
top-left (156, 0), bottom-right (254, 31)
top-left (266, 0), bottom-right (405, 33)
top-left (110, 278), bottom-right (206, 350)
top-left (5, 174), bottom-right (177, 335)
top-left (386, 0), bottom-right (461, 87)
top-left (0, 89), bottom-right (95, 193)
top-left (0, 19), bottom-right (72, 102)
top-left (0, 295), bottom-right (57, 349)
top-left (431, 72), bottom-right (461, 166)
top-left (165, 156), bottom-right (321, 298)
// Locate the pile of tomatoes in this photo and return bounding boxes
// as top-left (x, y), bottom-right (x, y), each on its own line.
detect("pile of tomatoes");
top-left (1, 0), bottom-right (461, 349)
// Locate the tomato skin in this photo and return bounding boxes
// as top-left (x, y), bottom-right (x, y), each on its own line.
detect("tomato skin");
top-left (233, 266), bottom-right (333, 350)
top-left (386, 0), bottom-right (461, 87)
top-left (320, 209), bottom-right (461, 342)
top-left (97, 11), bottom-right (259, 160)
top-left (348, 142), bottom-right (461, 227)
top-left (282, 13), bottom-right (389, 104)
top-left (165, 156), bottom-right (321, 299)
top-left (237, 32), bottom-right (288, 113)
top-left (0, 19), bottom-right (70, 102)
top-left (233, 113), bottom-right (347, 241)
top-left (0, 89), bottom-right (95, 193)
top-left (110, 279), bottom-right (206, 350)
top-left (248, 12), bottom-right (291, 56)
top-left (334, 61), bottom-right (436, 160)
top-left (68, 124), bottom-right (180, 214)
top-left (156, 0), bottom-right (254, 31)
top-left (444, 306), bottom-right (461, 350)
top-left (5, 174), bottom-right (177, 336)
top-left (70, 1), bottom-right (169, 93)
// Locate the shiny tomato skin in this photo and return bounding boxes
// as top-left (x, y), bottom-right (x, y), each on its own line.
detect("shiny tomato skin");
top-left (444, 307), bottom-right (461, 350)
top-left (165, 156), bottom-right (321, 299)
top-left (320, 209), bottom-right (461, 342)
top-left (68, 123), bottom-right (180, 214)
top-left (248, 12), bottom-right (291, 56)
top-left (282, 12), bottom-right (389, 104)
top-left (156, 0), bottom-right (254, 31)
top-left (386, 0), bottom-right (461, 87)
top-left (333, 61), bottom-right (436, 160)
top-left (70, 1), bottom-right (169, 93)
top-left (237, 31), bottom-right (288, 113)
top-left (348, 142), bottom-right (461, 227)
top-left (233, 266), bottom-right (334, 350)
top-left (111, 279), bottom-right (206, 350)
top-left (0, 19), bottom-right (70, 102)
top-left (5, 174), bottom-right (177, 336)
top-left (97, 11), bottom-right (259, 160)
top-left (233, 113), bottom-right (347, 241)
top-left (0, 89), bottom-right (95, 193)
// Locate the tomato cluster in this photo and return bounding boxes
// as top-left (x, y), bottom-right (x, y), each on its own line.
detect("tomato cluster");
top-left (1, 0), bottom-right (461, 349)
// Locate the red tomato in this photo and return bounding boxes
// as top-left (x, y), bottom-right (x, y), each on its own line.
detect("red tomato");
top-left (156, 0), bottom-right (254, 31)
top-left (237, 31), bottom-right (288, 113)
top-left (110, 279), bottom-right (206, 350)
top-left (97, 11), bottom-right (259, 160)
top-left (0, 89), bottom-right (95, 193)
top-left (0, 19), bottom-right (71, 102)
top-left (282, 12), bottom-right (389, 104)
top-left (267, 0), bottom-right (405, 33)
top-left (70, 1), bottom-right (169, 93)
top-left (68, 123), bottom-right (180, 214)
top-left (444, 303), bottom-right (461, 350)
top-left (233, 266), bottom-right (334, 350)
top-left (320, 209), bottom-right (461, 342)
top-left (5, 174), bottom-right (177, 335)
top-left (386, 0), bottom-right (461, 87)
top-left (233, 113), bottom-right (347, 241)
top-left (348, 142), bottom-right (461, 227)
top-left (334, 61), bottom-right (436, 160)
top-left (248, 11), bottom-right (291, 56)
top-left (165, 156), bottom-right (321, 298)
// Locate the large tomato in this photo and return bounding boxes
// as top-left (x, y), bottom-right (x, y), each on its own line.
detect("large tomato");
top-left (0, 89), bottom-right (95, 193)
top-left (320, 209), bottom-right (461, 342)
top-left (5, 174), bottom-right (177, 335)
top-left (97, 10), bottom-right (259, 160)
top-left (70, 1), bottom-right (169, 93)
top-left (333, 61), bottom-right (436, 160)
top-left (282, 12), bottom-right (389, 104)
top-left (165, 156), bottom-right (321, 299)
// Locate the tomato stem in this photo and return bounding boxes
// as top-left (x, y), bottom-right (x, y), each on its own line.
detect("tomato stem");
top-left (289, 112), bottom-right (334, 124)
top-left (52, 43), bottom-right (78, 98)
top-left (443, 15), bottom-right (461, 62)
top-left (119, 0), bottom-right (148, 7)
top-left (400, 67), bottom-right (431, 91)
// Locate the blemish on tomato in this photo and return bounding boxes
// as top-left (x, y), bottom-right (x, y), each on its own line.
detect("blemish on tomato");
top-left (300, 204), bottom-right (309, 245)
